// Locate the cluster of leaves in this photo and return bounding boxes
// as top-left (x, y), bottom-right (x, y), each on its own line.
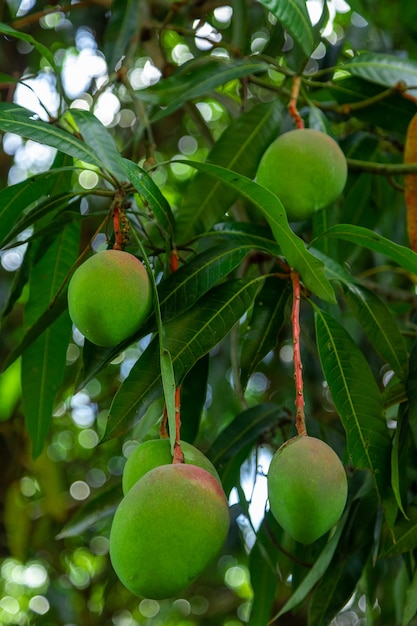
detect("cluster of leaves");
top-left (1, 0), bottom-right (417, 624)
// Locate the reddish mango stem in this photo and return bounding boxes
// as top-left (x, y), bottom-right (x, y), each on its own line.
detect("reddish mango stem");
top-left (112, 201), bottom-right (123, 250)
top-left (172, 387), bottom-right (184, 464)
top-left (288, 76), bottom-right (304, 130)
top-left (170, 248), bottom-right (179, 272)
top-left (291, 271), bottom-right (307, 436)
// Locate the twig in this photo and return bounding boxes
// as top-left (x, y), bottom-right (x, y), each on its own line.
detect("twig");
top-left (290, 271), bottom-right (307, 436)
top-left (288, 76), bottom-right (304, 129)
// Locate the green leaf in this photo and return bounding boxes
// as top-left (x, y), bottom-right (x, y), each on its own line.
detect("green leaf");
top-left (157, 243), bottom-right (254, 322)
top-left (0, 103), bottom-right (108, 170)
top-left (316, 223), bottom-right (417, 275)
top-left (179, 355), bottom-right (209, 444)
top-left (175, 101), bottom-right (282, 243)
top-left (309, 248), bottom-right (355, 284)
top-left (0, 22), bottom-right (56, 71)
top-left (248, 515), bottom-right (279, 626)
top-left (407, 340), bottom-right (417, 450)
top-left (119, 158), bottom-right (174, 234)
top-left (391, 407), bottom-right (409, 519)
top-left (315, 77), bottom-right (416, 134)
top-left (345, 52), bottom-right (417, 95)
top-left (3, 292), bottom-right (68, 370)
top-left (0, 167), bottom-right (78, 247)
top-left (1, 193), bottom-right (80, 249)
top-left (160, 348), bottom-right (177, 455)
top-left (255, 0), bottom-right (315, 58)
top-left (403, 567), bottom-right (417, 626)
top-left (309, 550), bottom-right (367, 625)
top-left (56, 484), bottom-right (121, 539)
top-left (69, 109), bottom-right (126, 180)
top-left (240, 275), bottom-right (291, 388)
top-left (103, 0), bottom-right (140, 71)
top-left (21, 222), bottom-right (80, 458)
top-left (343, 282), bottom-right (409, 381)
top-left (206, 403), bottom-right (289, 469)
top-left (273, 512), bottom-right (348, 619)
top-left (314, 307), bottom-right (391, 500)
top-left (142, 57), bottom-right (269, 122)
top-left (180, 160), bottom-right (336, 302)
top-left (381, 504), bottom-right (417, 557)
top-left (103, 277), bottom-right (262, 441)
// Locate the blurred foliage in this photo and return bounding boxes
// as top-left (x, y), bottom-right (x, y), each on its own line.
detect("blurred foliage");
top-left (1, 0), bottom-right (417, 625)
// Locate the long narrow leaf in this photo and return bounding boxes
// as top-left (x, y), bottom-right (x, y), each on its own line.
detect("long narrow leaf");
top-left (255, 0), bottom-right (315, 57)
top-left (314, 307), bottom-right (391, 500)
top-left (0, 22), bottom-right (56, 70)
top-left (103, 0), bottom-right (140, 71)
top-left (119, 158), bottom-right (174, 234)
top-left (0, 103), bottom-right (108, 170)
top-left (179, 160), bottom-right (336, 302)
top-left (145, 58), bottom-right (269, 122)
top-left (157, 243), bottom-right (254, 322)
top-left (103, 277), bottom-right (262, 441)
top-left (343, 282), bottom-right (409, 381)
top-left (0, 167), bottom-right (78, 246)
top-left (317, 223), bottom-right (417, 275)
top-left (175, 101), bottom-right (282, 243)
top-left (345, 52), bottom-right (417, 95)
top-left (22, 222), bottom-right (80, 457)
top-left (70, 109), bottom-right (126, 179)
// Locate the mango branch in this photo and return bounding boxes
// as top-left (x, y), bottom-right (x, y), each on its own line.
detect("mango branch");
top-left (288, 76), bottom-right (304, 129)
top-left (291, 270), bottom-right (307, 437)
top-left (347, 159), bottom-right (417, 176)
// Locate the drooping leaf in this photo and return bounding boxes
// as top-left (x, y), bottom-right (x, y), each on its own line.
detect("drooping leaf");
top-left (381, 504), bottom-right (417, 557)
top-left (56, 484), bottom-right (121, 539)
top-left (314, 76), bottom-right (416, 134)
top-left (255, 0), bottom-right (315, 58)
top-left (157, 243), bottom-right (254, 322)
top-left (102, 0), bottom-right (140, 71)
top-left (343, 282), bottom-right (409, 381)
top-left (0, 193), bottom-right (80, 249)
top-left (175, 101), bottom-right (282, 243)
top-left (273, 512), bottom-right (348, 620)
top-left (0, 22), bottom-right (56, 71)
top-left (0, 167), bottom-right (78, 247)
top-left (403, 567), bottom-right (417, 626)
top-left (391, 406), bottom-right (410, 519)
top-left (69, 109), bottom-right (126, 180)
top-left (179, 355), bottom-right (209, 444)
top-left (120, 158), bottom-right (175, 235)
top-left (139, 57), bottom-right (269, 122)
top-left (0, 103), bottom-right (109, 171)
top-left (179, 160), bottom-right (336, 302)
top-left (21, 222), bottom-right (80, 457)
top-left (206, 403), bottom-right (289, 469)
top-left (103, 277), bottom-right (262, 441)
top-left (314, 307), bottom-right (391, 500)
top-left (344, 52), bottom-right (417, 96)
top-left (240, 275), bottom-right (292, 388)
top-left (317, 223), bottom-right (417, 275)
top-left (406, 339), bottom-right (417, 450)
top-left (3, 292), bottom-right (68, 370)
top-left (248, 513), bottom-right (279, 626)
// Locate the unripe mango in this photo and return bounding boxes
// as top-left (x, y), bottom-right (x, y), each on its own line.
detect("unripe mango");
top-left (256, 129), bottom-right (348, 221)
top-left (122, 438), bottom-right (220, 495)
top-left (109, 464), bottom-right (230, 599)
top-left (67, 249), bottom-right (152, 347)
top-left (267, 435), bottom-right (347, 544)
